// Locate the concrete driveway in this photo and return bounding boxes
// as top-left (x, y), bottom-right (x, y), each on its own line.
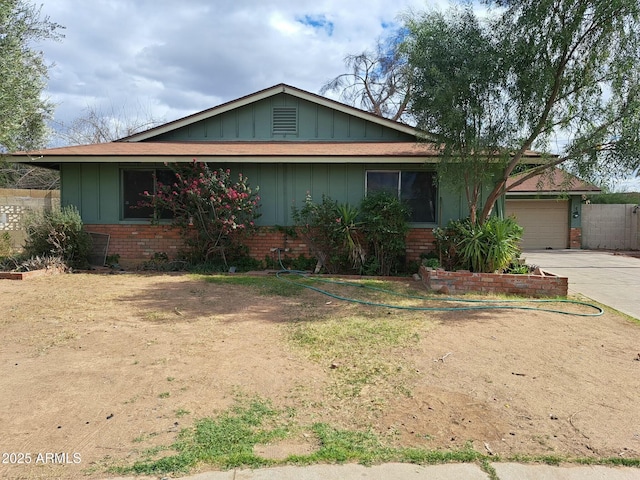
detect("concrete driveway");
top-left (522, 249), bottom-right (640, 320)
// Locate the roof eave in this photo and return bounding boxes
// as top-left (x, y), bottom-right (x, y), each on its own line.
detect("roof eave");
top-left (506, 190), bottom-right (600, 196)
top-left (13, 155), bottom-right (439, 164)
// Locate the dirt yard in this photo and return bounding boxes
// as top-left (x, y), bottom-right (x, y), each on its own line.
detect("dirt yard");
top-left (0, 272), bottom-right (639, 479)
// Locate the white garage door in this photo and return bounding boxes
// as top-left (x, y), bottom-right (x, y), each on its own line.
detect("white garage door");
top-left (505, 199), bottom-right (569, 249)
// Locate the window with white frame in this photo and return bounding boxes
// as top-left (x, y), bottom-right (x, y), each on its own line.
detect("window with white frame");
top-left (366, 170), bottom-right (437, 223)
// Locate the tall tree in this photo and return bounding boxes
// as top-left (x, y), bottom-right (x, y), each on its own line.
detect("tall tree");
top-left (321, 30), bottom-right (413, 122)
top-left (0, 0), bottom-right (63, 189)
top-left (405, 1), bottom-right (640, 223)
top-left (0, 0), bottom-right (63, 153)
top-left (404, 7), bottom-right (510, 224)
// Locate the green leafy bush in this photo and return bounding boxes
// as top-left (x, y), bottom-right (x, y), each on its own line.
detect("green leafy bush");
top-left (291, 194), bottom-right (352, 273)
top-left (359, 191), bottom-right (410, 276)
top-left (23, 205), bottom-right (92, 269)
top-left (422, 257), bottom-right (441, 269)
top-left (433, 217), bottom-right (523, 273)
top-left (292, 192), bottom-right (410, 276)
top-left (0, 232), bottom-right (12, 258)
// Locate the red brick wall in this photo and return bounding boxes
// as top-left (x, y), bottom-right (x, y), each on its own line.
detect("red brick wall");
top-left (84, 225), bottom-right (184, 265)
top-left (419, 266), bottom-right (568, 297)
top-left (84, 225), bottom-right (438, 266)
top-left (406, 229), bottom-right (436, 262)
top-left (569, 227), bottom-right (581, 249)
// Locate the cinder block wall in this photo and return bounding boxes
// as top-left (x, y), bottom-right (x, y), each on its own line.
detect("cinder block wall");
top-left (0, 189), bottom-right (60, 252)
top-left (582, 204), bottom-right (639, 250)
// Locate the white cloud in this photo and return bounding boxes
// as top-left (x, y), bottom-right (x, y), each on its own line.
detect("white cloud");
top-left (39, 0), bottom-right (440, 138)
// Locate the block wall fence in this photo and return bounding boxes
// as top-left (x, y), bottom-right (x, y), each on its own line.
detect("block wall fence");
top-left (83, 225), bottom-right (437, 266)
top-left (0, 188), bottom-right (60, 252)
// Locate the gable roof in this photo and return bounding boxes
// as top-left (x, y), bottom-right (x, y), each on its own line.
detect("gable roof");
top-left (10, 82), bottom-right (546, 167)
top-left (121, 83), bottom-right (419, 142)
top-left (506, 168), bottom-right (601, 195)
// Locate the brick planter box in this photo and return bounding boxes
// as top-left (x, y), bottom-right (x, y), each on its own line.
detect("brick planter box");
top-left (0, 266), bottom-right (66, 281)
top-left (419, 265), bottom-right (568, 298)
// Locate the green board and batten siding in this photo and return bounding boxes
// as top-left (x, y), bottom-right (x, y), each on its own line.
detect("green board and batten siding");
top-left (149, 94), bottom-right (415, 142)
top-left (59, 92), bottom-right (469, 226)
top-left (61, 162), bottom-right (446, 226)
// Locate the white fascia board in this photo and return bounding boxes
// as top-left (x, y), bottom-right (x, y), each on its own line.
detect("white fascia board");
top-left (30, 155), bottom-right (438, 164)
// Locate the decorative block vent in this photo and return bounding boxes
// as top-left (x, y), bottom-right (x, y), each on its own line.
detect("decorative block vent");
top-left (0, 205), bottom-right (25, 231)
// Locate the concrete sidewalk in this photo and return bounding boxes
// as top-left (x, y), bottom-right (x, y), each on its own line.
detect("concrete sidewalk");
top-left (105, 462), bottom-right (640, 479)
top-left (522, 249), bottom-right (640, 320)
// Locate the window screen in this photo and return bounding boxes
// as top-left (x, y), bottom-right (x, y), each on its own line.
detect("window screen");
top-left (122, 169), bottom-right (175, 220)
top-left (122, 170), bottom-right (154, 219)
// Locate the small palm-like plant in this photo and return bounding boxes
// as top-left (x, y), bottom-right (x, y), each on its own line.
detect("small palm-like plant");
top-left (335, 203), bottom-right (365, 272)
top-left (436, 216), bottom-right (523, 273)
top-left (483, 216), bottom-right (523, 272)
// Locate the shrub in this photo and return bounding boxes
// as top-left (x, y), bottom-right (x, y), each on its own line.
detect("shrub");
top-left (422, 257), bottom-right (441, 269)
top-left (0, 232), bottom-right (12, 258)
top-left (291, 194), bottom-right (352, 273)
top-left (148, 161), bottom-right (261, 268)
top-left (359, 191), bottom-right (410, 276)
top-left (13, 255), bottom-right (68, 272)
top-left (433, 217), bottom-right (523, 273)
top-left (23, 205), bottom-right (92, 269)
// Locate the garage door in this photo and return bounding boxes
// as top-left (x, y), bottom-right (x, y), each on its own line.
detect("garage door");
top-left (505, 199), bottom-right (569, 249)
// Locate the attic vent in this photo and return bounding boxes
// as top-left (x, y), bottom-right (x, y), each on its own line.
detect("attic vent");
top-left (272, 107), bottom-right (298, 135)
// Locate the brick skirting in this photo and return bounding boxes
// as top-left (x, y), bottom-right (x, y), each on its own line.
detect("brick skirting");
top-left (419, 265), bottom-right (568, 297)
top-left (84, 225), bottom-right (183, 266)
top-left (83, 225), bottom-right (438, 266)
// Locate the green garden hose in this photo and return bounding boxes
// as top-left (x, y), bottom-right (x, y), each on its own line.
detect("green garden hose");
top-left (275, 269), bottom-right (604, 317)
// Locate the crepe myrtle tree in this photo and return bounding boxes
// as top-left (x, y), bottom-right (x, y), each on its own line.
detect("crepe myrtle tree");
top-left (146, 160), bottom-right (260, 267)
top-left (404, 1), bottom-right (640, 224)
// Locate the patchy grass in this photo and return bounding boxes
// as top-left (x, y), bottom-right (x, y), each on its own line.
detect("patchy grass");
top-left (113, 389), bottom-right (640, 476)
top-left (116, 396), bottom-right (640, 479)
top-left (111, 396), bottom-right (487, 476)
top-left (288, 315), bottom-right (421, 398)
top-left (112, 396), bottom-right (289, 475)
top-left (200, 274), bottom-right (305, 297)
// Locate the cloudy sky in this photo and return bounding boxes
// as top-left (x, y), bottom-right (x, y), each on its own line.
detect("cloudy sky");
top-left (39, 0), bottom-right (448, 135)
top-left (36, 0), bottom-right (639, 191)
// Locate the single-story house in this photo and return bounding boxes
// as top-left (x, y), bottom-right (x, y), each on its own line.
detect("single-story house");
top-left (505, 168), bottom-right (601, 249)
top-left (12, 83), bottom-right (555, 265)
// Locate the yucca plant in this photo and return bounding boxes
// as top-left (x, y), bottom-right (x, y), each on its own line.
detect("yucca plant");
top-left (335, 203), bottom-right (365, 272)
top-left (483, 216), bottom-right (523, 272)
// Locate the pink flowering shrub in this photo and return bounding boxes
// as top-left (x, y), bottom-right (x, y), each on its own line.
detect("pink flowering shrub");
top-left (149, 160), bottom-right (260, 266)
